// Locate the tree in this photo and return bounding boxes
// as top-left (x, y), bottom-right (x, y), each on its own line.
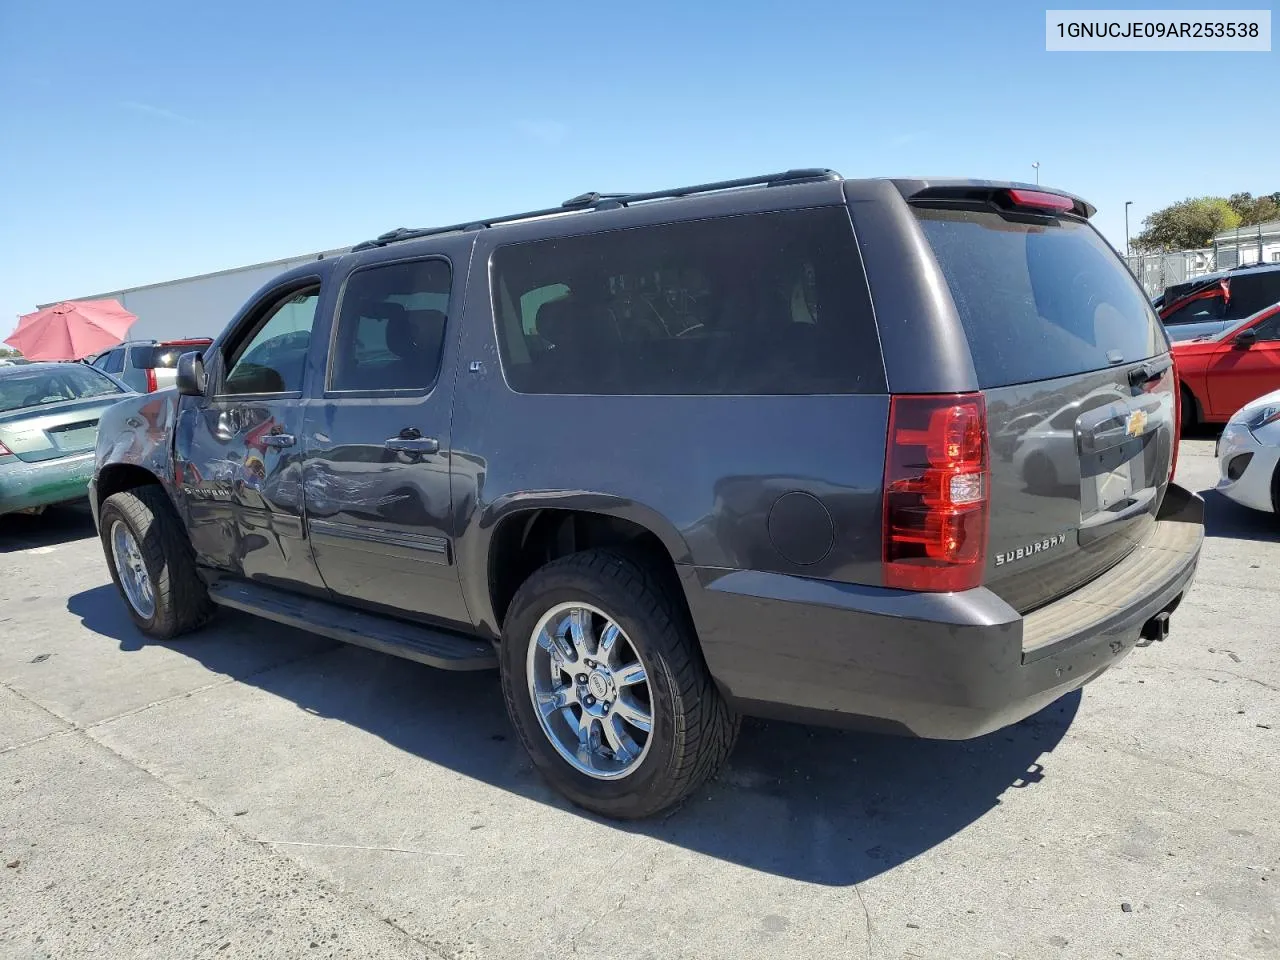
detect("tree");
top-left (1132, 197), bottom-right (1242, 252)
top-left (1228, 192), bottom-right (1280, 226)
top-left (1249, 196), bottom-right (1278, 226)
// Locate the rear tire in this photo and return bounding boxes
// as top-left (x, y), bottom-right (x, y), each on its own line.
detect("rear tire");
top-left (500, 549), bottom-right (739, 819)
top-left (99, 487), bottom-right (214, 640)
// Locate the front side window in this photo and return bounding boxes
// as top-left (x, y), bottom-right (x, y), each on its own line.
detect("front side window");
top-left (0, 365), bottom-right (124, 412)
top-left (329, 258), bottom-right (451, 393)
top-left (491, 208), bottom-right (882, 396)
top-left (222, 287), bottom-right (320, 396)
top-left (1251, 311), bottom-right (1280, 342)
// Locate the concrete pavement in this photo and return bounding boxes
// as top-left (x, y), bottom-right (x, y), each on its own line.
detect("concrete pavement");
top-left (1, 440), bottom-right (1276, 959)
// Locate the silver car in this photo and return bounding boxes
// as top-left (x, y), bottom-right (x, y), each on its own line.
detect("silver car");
top-left (88, 338), bottom-right (212, 394)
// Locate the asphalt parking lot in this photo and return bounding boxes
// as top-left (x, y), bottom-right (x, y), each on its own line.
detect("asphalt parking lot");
top-left (1, 436), bottom-right (1277, 960)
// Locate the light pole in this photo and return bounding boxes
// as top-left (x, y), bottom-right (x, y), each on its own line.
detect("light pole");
top-left (1031, 161), bottom-right (1040, 185)
top-left (1125, 201), bottom-right (1133, 257)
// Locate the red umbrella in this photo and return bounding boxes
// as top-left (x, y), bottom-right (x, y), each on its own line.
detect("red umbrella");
top-left (6, 299), bottom-right (137, 361)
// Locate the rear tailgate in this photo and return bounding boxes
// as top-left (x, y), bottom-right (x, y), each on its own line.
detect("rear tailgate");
top-left (911, 195), bottom-right (1174, 613)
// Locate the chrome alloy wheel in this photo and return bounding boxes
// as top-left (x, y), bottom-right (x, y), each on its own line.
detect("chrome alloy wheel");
top-left (110, 520), bottom-right (155, 619)
top-left (526, 602), bottom-right (654, 780)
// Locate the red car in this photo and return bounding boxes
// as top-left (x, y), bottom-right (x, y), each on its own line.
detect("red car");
top-left (1174, 301), bottom-right (1280, 425)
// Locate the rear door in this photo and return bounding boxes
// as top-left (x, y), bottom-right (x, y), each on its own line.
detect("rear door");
top-left (912, 199), bottom-right (1173, 613)
top-left (301, 244), bottom-right (471, 629)
top-left (121, 344), bottom-right (154, 393)
top-left (1205, 308), bottom-right (1280, 417)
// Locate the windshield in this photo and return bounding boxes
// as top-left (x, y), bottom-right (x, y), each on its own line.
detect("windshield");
top-left (0, 365), bottom-right (125, 412)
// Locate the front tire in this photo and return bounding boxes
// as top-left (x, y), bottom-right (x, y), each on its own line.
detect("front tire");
top-left (99, 486), bottom-right (214, 640)
top-left (500, 549), bottom-right (739, 819)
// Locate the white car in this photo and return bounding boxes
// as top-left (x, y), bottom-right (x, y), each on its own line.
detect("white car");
top-left (1216, 388), bottom-right (1280, 513)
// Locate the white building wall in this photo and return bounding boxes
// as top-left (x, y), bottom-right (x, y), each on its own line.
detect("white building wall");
top-left (42, 250), bottom-right (344, 342)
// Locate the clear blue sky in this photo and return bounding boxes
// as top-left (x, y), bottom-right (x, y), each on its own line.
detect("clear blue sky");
top-left (1, 0), bottom-right (1276, 337)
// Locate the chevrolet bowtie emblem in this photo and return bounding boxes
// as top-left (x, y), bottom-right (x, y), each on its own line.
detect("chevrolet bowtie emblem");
top-left (1126, 409), bottom-right (1148, 438)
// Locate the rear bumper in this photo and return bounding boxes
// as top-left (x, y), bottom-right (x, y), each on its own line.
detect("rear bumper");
top-left (0, 453), bottom-right (95, 516)
top-left (684, 483), bottom-right (1204, 739)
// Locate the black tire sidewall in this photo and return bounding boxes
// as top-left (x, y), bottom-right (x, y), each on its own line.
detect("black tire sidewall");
top-left (1181, 386), bottom-right (1199, 431)
top-left (99, 494), bottom-right (166, 636)
top-left (500, 563), bottom-right (685, 815)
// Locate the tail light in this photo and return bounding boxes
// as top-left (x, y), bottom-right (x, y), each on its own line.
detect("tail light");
top-left (1171, 359), bottom-right (1181, 481)
top-left (0, 440), bottom-right (13, 458)
top-left (1006, 189), bottom-right (1076, 214)
top-left (883, 394), bottom-right (990, 591)
top-left (146, 367), bottom-right (157, 392)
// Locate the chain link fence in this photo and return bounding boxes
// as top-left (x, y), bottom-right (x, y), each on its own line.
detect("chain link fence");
top-left (1123, 248), bottom-right (1216, 299)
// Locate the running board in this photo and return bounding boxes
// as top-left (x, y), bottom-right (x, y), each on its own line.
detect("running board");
top-left (207, 580), bottom-right (498, 671)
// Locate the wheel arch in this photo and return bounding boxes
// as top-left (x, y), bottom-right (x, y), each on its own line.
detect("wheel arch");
top-left (95, 463), bottom-right (167, 513)
top-left (473, 495), bottom-right (692, 641)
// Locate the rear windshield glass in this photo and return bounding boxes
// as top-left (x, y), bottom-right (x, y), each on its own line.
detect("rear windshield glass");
top-left (0, 365), bottom-right (124, 412)
top-left (129, 344), bottom-right (204, 369)
top-left (914, 208), bottom-right (1165, 387)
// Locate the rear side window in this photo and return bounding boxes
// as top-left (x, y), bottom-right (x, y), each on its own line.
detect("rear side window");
top-left (914, 208), bottom-right (1165, 387)
top-left (492, 208), bottom-right (883, 395)
top-left (128, 345), bottom-right (156, 369)
top-left (1163, 294), bottom-right (1225, 326)
top-left (98, 349), bottom-right (125, 374)
top-left (1228, 273), bottom-right (1280, 318)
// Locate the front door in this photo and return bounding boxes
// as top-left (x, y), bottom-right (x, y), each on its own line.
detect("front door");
top-left (174, 278), bottom-right (327, 592)
top-left (301, 250), bottom-right (470, 628)
top-left (1205, 308), bottom-right (1280, 417)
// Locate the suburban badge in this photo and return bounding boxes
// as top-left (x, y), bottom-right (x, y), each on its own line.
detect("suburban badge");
top-left (994, 532), bottom-right (1069, 567)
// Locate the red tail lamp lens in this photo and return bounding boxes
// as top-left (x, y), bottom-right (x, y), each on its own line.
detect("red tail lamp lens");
top-left (884, 394), bottom-right (990, 592)
top-left (1007, 189), bottom-right (1075, 213)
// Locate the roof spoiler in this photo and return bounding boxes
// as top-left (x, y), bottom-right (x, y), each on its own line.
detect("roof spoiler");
top-left (890, 179), bottom-right (1096, 219)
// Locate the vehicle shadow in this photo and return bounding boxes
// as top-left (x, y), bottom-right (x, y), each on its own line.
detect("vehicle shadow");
top-left (1201, 488), bottom-right (1280, 542)
top-left (67, 582), bottom-right (1080, 887)
top-left (0, 503), bottom-right (97, 553)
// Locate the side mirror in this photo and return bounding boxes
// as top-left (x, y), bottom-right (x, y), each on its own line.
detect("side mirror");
top-left (175, 351), bottom-right (207, 396)
top-left (1233, 328), bottom-right (1258, 348)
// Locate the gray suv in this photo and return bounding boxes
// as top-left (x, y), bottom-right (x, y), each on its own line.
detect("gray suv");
top-left (89, 169), bottom-right (1203, 818)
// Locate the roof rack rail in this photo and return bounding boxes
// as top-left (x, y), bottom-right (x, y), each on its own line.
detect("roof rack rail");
top-left (351, 167), bottom-right (841, 251)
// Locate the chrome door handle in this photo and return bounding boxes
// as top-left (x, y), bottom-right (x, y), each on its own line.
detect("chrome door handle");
top-left (261, 434), bottom-right (296, 448)
top-left (385, 436), bottom-right (439, 455)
